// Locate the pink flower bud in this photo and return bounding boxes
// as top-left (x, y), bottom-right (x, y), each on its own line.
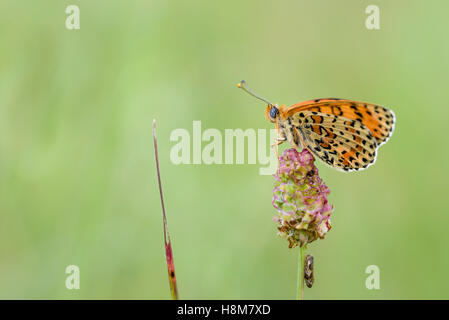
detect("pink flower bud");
top-left (272, 148), bottom-right (334, 248)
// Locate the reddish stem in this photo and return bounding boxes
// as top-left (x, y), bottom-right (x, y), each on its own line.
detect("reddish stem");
top-left (153, 120), bottom-right (179, 300)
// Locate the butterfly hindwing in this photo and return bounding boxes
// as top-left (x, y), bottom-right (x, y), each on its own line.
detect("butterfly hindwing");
top-left (289, 111), bottom-right (378, 171)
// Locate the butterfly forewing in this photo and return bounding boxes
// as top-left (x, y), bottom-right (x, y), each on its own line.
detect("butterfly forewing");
top-left (285, 99), bottom-right (395, 146)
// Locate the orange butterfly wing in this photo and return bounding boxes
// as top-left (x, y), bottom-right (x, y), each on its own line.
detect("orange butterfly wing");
top-left (283, 98), bottom-right (395, 146)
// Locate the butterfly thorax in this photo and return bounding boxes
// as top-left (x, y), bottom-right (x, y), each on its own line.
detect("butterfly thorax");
top-left (277, 115), bottom-right (304, 150)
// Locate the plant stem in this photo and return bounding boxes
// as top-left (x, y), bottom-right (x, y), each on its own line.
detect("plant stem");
top-left (153, 119), bottom-right (179, 300)
top-left (296, 245), bottom-right (306, 300)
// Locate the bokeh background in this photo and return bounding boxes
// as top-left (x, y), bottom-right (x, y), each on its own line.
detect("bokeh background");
top-left (1, 0), bottom-right (448, 299)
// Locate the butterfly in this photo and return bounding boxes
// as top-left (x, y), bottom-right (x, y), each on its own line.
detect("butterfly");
top-left (237, 80), bottom-right (395, 172)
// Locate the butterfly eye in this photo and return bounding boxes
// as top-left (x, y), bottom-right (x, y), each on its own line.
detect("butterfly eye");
top-left (269, 107), bottom-right (279, 119)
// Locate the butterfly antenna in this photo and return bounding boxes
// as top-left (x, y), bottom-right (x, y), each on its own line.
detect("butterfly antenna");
top-left (237, 80), bottom-right (274, 107)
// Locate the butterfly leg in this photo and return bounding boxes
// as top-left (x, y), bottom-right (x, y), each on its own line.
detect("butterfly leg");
top-left (271, 136), bottom-right (286, 172)
top-left (294, 128), bottom-right (308, 152)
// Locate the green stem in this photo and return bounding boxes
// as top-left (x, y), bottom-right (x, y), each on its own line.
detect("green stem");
top-left (296, 245), bottom-right (306, 300)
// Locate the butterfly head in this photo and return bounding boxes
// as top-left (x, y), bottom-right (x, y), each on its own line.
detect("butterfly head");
top-left (265, 105), bottom-right (279, 123)
top-left (237, 80), bottom-right (279, 123)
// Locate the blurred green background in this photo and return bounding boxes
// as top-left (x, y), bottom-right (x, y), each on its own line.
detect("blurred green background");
top-left (0, 0), bottom-right (448, 299)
